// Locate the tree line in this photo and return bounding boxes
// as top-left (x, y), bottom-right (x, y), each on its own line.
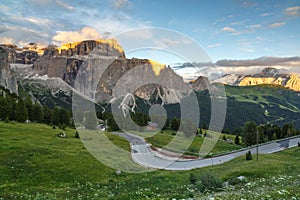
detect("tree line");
top-left (0, 92), bottom-right (71, 127)
top-left (236, 121), bottom-right (300, 146)
top-left (2, 86), bottom-right (299, 144)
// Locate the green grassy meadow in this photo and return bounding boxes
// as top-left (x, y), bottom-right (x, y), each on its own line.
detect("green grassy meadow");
top-left (0, 122), bottom-right (299, 199)
top-left (145, 130), bottom-right (242, 156)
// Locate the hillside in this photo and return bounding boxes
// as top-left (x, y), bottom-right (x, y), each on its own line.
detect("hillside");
top-left (11, 77), bottom-right (300, 132)
top-left (162, 84), bottom-right (300, 131)
top-left (0, 122), bottom-right (299, 199)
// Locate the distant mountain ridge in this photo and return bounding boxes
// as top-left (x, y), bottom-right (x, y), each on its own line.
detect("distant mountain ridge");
top-left (2, 41), bottom-right (300, 131)
top-left (213, 67), bottom-right (300, 92)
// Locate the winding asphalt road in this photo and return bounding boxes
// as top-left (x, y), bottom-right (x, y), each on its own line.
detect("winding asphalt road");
top-left (113, 132), bottom-right (300, 170)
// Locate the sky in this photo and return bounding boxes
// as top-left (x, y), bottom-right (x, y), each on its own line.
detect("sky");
top-left (0, 0), bottom-right (300, 65)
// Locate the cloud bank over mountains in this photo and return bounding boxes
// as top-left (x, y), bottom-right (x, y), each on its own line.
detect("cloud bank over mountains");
top-left (215, 57), bottom-right (300, 67)
top-left (171, 57), bottom-right (300, 81)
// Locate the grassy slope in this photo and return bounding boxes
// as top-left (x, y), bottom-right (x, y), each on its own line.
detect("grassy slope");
top-left (0, 122), bottom-right (299, 199)
top-left (145, 130), bottom-right (242, 156)
top-left (164, 84), bottom-right (300, 131)
top-left (224, 84), bottom-right (300, 130)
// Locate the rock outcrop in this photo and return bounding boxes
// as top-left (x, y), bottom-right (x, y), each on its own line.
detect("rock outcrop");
top-left (0, 46), bottom-right (18, 94)
top-left (57, 39), bottom-right (125, 58)
top-left (190, 76), bottom-right (213, 91)
top-left (1, 39), bottom-right (204, 106)
top-left (29, 39), bottom-right (188, 103)
top-left (16, 50), bottom-right (39, 64)
top-left (214, 67), bottom-right (300, 92)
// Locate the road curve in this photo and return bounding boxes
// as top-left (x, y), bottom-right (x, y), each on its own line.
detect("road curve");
top-left (113, 132), bottom-right (300, 171)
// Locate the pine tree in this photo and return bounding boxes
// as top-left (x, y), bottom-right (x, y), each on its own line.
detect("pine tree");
top-left (242, 121), bottom-right (257, 146)
top-left (59, 108), bottom-right (71, 126)
top-left (162, 118), bottom-right (170, 130)
top-left (52, 107), bottom-right (60, 125)
top-left (171, 118), bottom-right (180, 131)
top-left (15, 99), bottom-right (28, 122)
top-left (7, 96), bottom-right (16, 120)
top-left (246, 150), bottom-right (252, 160)
top-left (32, 103), bottom-right (44, 122)
top-left (43, 107), bottom-right (52, 124)
top-left (107, 115), bottom-right (119, 131)
top-left (24, 98), bottom-right (34, 121)
top-left (234, 135), bottom-right (240, 145)
top-left (0, 97), bottom-right (9, 120)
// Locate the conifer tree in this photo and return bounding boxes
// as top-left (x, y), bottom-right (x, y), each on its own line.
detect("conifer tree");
top-left (15, 99), bottom-right (28, 122)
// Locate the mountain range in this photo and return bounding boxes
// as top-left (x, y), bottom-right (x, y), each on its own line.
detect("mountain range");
top-left (1, 39), bottom-right (300, 130)
top-left (213, 67), bottom-right (300, 92)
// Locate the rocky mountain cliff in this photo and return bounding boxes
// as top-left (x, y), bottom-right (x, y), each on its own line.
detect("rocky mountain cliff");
top-left (1, 39), bottom-right (194, 107)
top-left (0, 46), bottom-right (18, 94)
top-left (213, 67), bottom-right (300, 92)
top-left (189, 76), bottom-right (214, 91)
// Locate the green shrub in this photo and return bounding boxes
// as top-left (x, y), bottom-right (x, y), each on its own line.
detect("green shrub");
top-left (298, 142), bottom-right (300, 147)
top-left (195, 172), bottom-right (223, 193)
top-left (189, 173), bottom-right (197, 184)
top-left (246, 150), bottom-right (252, 160)
top-left (223, 135), bottom-right (226, 141)
top-left (74, 131), bottom-right (79, 138)
top-left (58, 123), bottom-right (66, 130)
top-left (234, 135), bottom-right (240, 145)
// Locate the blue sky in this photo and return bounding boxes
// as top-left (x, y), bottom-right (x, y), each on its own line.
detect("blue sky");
top-left (0, 0), bottom-right (300, 64)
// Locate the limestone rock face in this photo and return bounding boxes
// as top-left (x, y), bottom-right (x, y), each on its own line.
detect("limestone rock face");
top-left (285, 74), bottom-right (300, 92)
top-left (238, 68), bottom-right (300, 91)
top-left (2, 39), bottom-right (200, 105)
top-left (16, 50), bottom-right (39, 64)
top-left (214, 67), bottom-right (300, 92)
top-left (190, 76), bottom-right (212, 91)
top-left (96, 59), bottom-right (188, 103)
top-left (33, 57), bottom-right (68, 79)
top-left (43, 46), bottom-right (59, 58)
top-left (0, 46), bottom-right (18, 93)
top-left (57, 39), bottom-right (125, 58)
top-left (75, 56), bottom-right (188, 103)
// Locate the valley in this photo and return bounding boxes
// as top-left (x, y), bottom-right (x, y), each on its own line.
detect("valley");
top-left (0, 122), bottom-right (300, 199)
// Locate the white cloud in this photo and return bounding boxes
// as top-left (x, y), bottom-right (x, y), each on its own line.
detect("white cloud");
top-left (24, 17), bottom-right (53, 27)
top-left (285, 6), bottom-right (300, 16)
top-left (161, 38), bottom-right (179, 46)
top-left (54, 0), bottom-right (75, 10)
top-left (222, 27), bottom-right (236, 32)
top-left (207, 43), bottom-right (222, 48)
top-left (52, 27), bottom-right (102, 45)
top-left (0, 29), bottom-right (49, 47)
top-left (111, 0), bottom-right (130, 8)
top-left (0, 37), bottom-right (16, 44)
top-left (222, 27), bottom-right (241, 35)
top-left (0, 4), bottom-right (10, 12)
top-left (213, 15), bottom-right (234, 25)
top-left (268, 22), bottom-right (286, 28)
top-left (0, 0), bottom-right (151, 47)
top-left (247, 24), bottom-right (262, 29)
top-left (230, 20), bottom-right (247, 26)
top-left (259, 12), bottom-right (273, 17)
